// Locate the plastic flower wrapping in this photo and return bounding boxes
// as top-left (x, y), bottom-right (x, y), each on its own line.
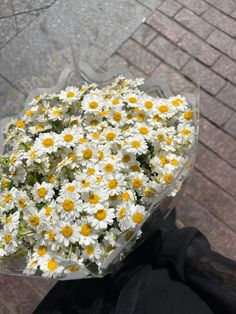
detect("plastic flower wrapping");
top-left (0, 75), bottom-right (198, 280)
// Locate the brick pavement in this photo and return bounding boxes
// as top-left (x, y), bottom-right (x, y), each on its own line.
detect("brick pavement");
top-left (0, 0), bottom-right (236, 312)
top-left (117, 0), bottom-right (236, 261)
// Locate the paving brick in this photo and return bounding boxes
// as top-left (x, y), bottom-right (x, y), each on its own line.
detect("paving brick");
top-left (199, 117), bottom-right (236, 168)
top-left (0, 275), bottom-right (42, 314)
top-left (0, 16), bottom-right (17, 49)
top-left (176, 191), bottom-right (236, 260)
top-left (202, 7), bottom-right (236, 37)
top-left (158, 0), bottom-right (182, 17)
top-left (175, 8), bottom-right (214, 39)
top-left (0, 0), bottom-right (13, 18)
top-left (205, 0), bottom-right (236, 15)
top-left (152, 62), bottom-right (196, 95)
top-left (148, 35), bottom-right (190, 69)
top-left (200, 90), bottom-right (233, 127)
top-left (103, 53), bottom-right (129, 70)
top-left (183, 58), bottom-right (226, 95)
top-left (178, 32), bottom-right (221, 66)
top-left (224, 113), bottom-right (236, 138)
top-left (217, 82), bottom-right (236, 111)
top-left (207, 29), bottom-right (236, 61)
top-left (132, 24), bottom-right (157, 47)
top-left (176, 0), bottom-right (209, 15)
top-left (146, 10), bottom-right (187, 43)
top-left (184, 169), bottom-right (236, 232)
top-left (196, 145), bottom-right (236, 198)
top-left (118, 39), bottom-right (160, 74)
top-left (212, 55), bottom-right (236, 85)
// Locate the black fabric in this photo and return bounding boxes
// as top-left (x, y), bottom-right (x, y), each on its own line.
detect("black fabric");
top-left (34, 210), bottom-right (236, 314)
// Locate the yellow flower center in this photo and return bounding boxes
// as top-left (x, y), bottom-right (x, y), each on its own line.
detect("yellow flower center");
top-left (82, 180), bottom-right (90, 188)
top-left (66, 91), bottom-right (75, 98)
top-left (164, 173), bottom-right (174, 184)
top-left (144, 188), bottom-right (155, 198)
top-left (128, 97), bottom-right (137, 103)
top-left (144, 101), bottom-right (153, 109)
top-left (131, 140), bottom-right (141, 148)
top-left (90, 119), bottom-right (99, 126)
top-left (132, 212), bottom-right (144, 224)
top-left (26, 110), bottom-right (34, 118)
top-left (184, 111), bottom-right (193, 120)
top-left (29, 150), bottom-right (38, 159)
top-left (89, 194), bottom-right (100, 204)
top-left (136, 112), bottom-right (145, 121)
top-left (157, 134), bottom-right (164, 142)
top-left (63, 199), bottom-right (75, 212)
top-left (108, 179), bottom-right (118, 189)
top-left (85, 245), bottom-right (95, 255)
top-left (92, 132), bottom-right (100, 139)
top-left (106, 132), bottom-right (116, 141)
top-left (2, 179), bottom-right (10, 189)
top-left (120, 192), bottom-right (130, 202)
top-left (122, 154), bottom-right (131, 163)
top-left (113, 112), bottom-right (122, 121)
top-left (42, 138), bottom-right (54, 148)
top-left (181, 128), bottom-right (191, 135)
top-left (45, 206), bottom-right (52, 216)
top-left (153, 114), bottom-right (162, 122)
top-left (89, 101), bottom-right (99, 109)
top-left (119, 207), bottom-right (126, 219)
top-left (166, 136), bottom-right (172, 145)
top-left (104, 164), bottom-right (114, 172)
top-left (64, 134), bottom-right (73, 142)
top-left (132, 178), bottom-right (142, 188)
top-left (83, 148), bottom-right (93, 160)
top-left (69, 265), bottom-right (79, 272)
top-left (29, 215), bottom-right (40, 226)
top-left (63, 183), bottom-right (73, 192)
top-left (4, 233), bottom-right (12, 244)
top-left (80, 224), bottom-right (92, 236)
top-left (131, 164), bottom-right (141, 172)
top-left (6, 217), bottom-right (12, 224)
top-left (98, 150), bottom-right (104, 160)
top-left (48, 175), bottom-right (55, 184)
top-left (48, 230), bottom-right (55, 241)
top-left (172, 98), bottom-right (183, 106)
top-left (171, 159), bottom-right (179, 166)
top-left (19, 198), bottom-right (26, 208)
top-left (62, 226), bottom-right (73, 237)
top-left (139, 127), bottom-right (149, 135)
top-left (112, 98), bottom-right (120, 105)
top-left (159, 156), bottom-right (169, 165)
top-left (87, 168), bottom-right (96, 175)
top-left (52, 109), bottom-right (62, 116)
top-left (47, 259), bottom-right (58, 271)
top-left (16, 120), bottom-right (25, 128)
top-left (37, 187), bottom-right (47, 198)
top-left (5, 194), bottom-right (12, 203)
top-left (95, 209), bottom-right (107, 221)
top-left (68, 152), bottom-right (77, 162)
top-left (38, 246), bottom-right (47, 256)
top-left (159, 105), bottom-right (169, 113)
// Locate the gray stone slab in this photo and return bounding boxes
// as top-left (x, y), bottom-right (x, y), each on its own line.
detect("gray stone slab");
top-left (16, 11), bottom-right (42, 32)
top-left (0, 76), bottom-right (26, 119)
top-left (0, 16), bottom-right (17, 49)
top-left (12, 0), bottom-right (55, 14)
top-left (0, 0), bottom-right (152, 94)
top-left (0, 0), bottom-right (13, 18)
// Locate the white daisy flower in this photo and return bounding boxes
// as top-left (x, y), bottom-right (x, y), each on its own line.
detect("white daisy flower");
top-left (59, 86), bottom-right (81, 104)
top-left (32, 182), bottom-right (55, 203)
top-left (39, 256), bottom-right (65, 278)
top-left (60, 126), bottom-right (80, 148)
top-left (55, 222), bottom-right (80, 247)
top-left (56, 193), bottom-right (82, 219)
top-left (76, 143), bottom-right (98, 165)
top-left (3, 211), bottom-right (20, 232)
top-left (78, 221), bottom-right (98, 246)
top-left (82, 243), bottom-right (102, 262)
top-left (88, 207), bottom-right (115, 230)
top-left (1, 228), bottom-right (18, 254)
top-left (81, 94), bottom-right (105, 113)
top-left (124, 136), bottom-right (148, 155)
top-left (34, 132), bottom-right (59, 154)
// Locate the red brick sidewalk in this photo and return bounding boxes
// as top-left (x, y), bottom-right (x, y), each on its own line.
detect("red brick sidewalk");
top-left (1, 1), bottom-right (236, 313)
top-left (114, 0), bottom-right (236, 261)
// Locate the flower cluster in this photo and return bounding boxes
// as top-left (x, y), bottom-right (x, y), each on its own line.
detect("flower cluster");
top-left (0, 77), bottom-right (195, 278)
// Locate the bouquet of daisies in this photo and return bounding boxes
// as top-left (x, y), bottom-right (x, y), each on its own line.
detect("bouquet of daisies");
top-left (0, 77), bottom-right (196, 279)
